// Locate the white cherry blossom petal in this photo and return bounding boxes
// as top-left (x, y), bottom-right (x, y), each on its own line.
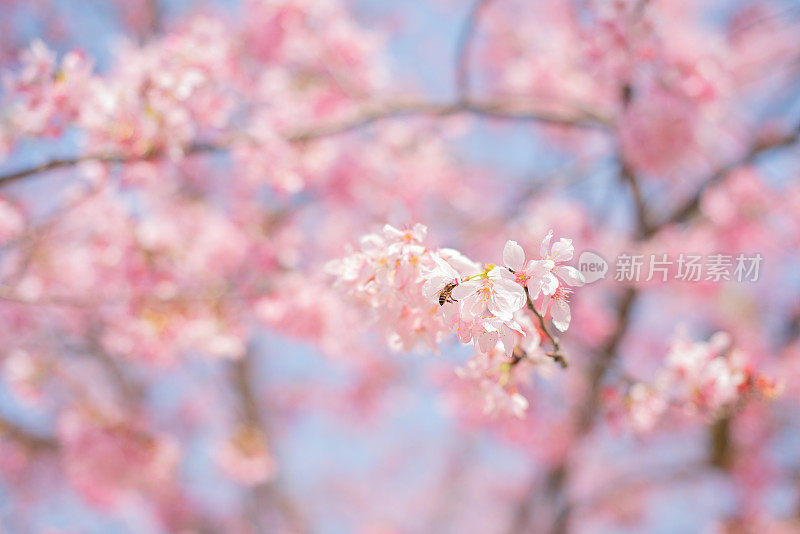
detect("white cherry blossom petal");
top-left (540, 272), bottom-right (559, 296)
top-left (550, 238), bottom-right (574, 262)
top-left (503, 240), bottom-right (525, 272)
top-left (451, 280), bottom-right (479, 300)
top-left (478, 330), bottom-right (499, 353)
top-left (422, 277), bottom-right (446, 300)
top-left (553, 265), bottom-right (585, 286)
top-left (551, 298), bottom-right (571, 332)
top-left (540, 230), bottom-right (554, 258)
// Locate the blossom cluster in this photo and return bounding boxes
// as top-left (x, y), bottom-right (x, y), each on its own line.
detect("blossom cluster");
top-left (1, 4), bottom-right (383, 165)
top-left (622, 331), bottom-right (782, 433)
top-left (0, 40), bottom-right (91, 152)
top-left (327, 223), bottom-right (585, 417)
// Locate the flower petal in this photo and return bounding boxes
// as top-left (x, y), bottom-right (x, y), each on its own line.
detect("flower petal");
top-left (431, 254), bottom-right (459, 279)
top-left (478, 330), bottom-right (499, 353)
top-left (503, 240), bottom-right (525, 272)
top-left (422, 277), bottom-right (446, 300)
top-left (550, 238), bottom-right (574, 262)
top-left (551, 298), bottom-right (571, 332)
top-left (440, 248), bottom-right (481, 274)
top-left (540, 272), bottom-right (559, 296)
top-left (382, 224), bottom-right (404, 240)
top-left (540, 293), bottom-right (552, 315)
top-left (493, 278), bottom-right (526, 310)
top-left (488, 266), bottom-right (514, 281)
top-left (540, 230), bottom-right (553, 258)
top-left (522, 327), bottom-right (541, 352)
top-left (553, 265), bottom-right (585, 286)
top-left (451, 280), bottom-right (479, 300)
top-left (411, 223), bottom-right (428, 241)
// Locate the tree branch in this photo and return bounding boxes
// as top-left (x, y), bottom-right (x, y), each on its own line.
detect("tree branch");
top-left (231, 352), bottom-right (308, 534)
top-left (288, 99), bottom-right (609, 142)
top-left (455, 0), bottom-right (494, 100)
top-left (0, 141), bottom-right (225, 188)
top-left (508, 287), bottom-right (638, 534)
top-left (644, 123), bottom-right (800, 238)
top-left (524, 287), bottom-right (568, 368)
top-left (0, 414), bottom-right (58, 452)
top-left (620, 161), bottom-right (651, 239)
top-left (0, 99), bottom-right (609, 188)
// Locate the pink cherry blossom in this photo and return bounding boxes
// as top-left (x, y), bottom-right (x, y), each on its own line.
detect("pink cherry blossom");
top-left (452, 266), bottom-right (526, 323)
top-left (455, 351), bottom-right (530, 419)
top-left (217, 425), bottom-right (277, 486)
top-left (531, 230), bottom-right (586, 296)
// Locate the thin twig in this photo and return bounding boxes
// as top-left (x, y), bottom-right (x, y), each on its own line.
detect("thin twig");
top-left (524, 287), bottom-right (568, 368)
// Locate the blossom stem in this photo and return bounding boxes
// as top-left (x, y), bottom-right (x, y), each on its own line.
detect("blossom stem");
top-left (524, 287), bottom-right (567, 368)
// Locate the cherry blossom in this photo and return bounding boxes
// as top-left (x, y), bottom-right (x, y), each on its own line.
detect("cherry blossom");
top-left (621, 330), bottom-right (781, 432)
top-left (455, 351), bottom-right (530, 419)
top-left (452, 266), bottom-right (526, 323)
top-left (217, 425), bottom-right (277, 486)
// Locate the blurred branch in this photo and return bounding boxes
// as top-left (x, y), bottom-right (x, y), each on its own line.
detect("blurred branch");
top-left (620, 161), bottom-right (652, 239)
top-left (508, 287), bottom-right (639, 534)
top-left (0, 414), bottom-right (58, 452)
top-left (425, 434), bottom-right (475, 532)
top-left (144, 0), bottom-right (163, 38)
top-left (574, 459), bottom-right (706, 515)
top-left (576, 287), bottom-right (638, 432)
top-left (231, 353), bottom-right (308, 534)
top-left (0, 141), bottom-right (226, 188)
top-left (86, 326), bottom-right (144, 407)
top-left (784, 305), bottom-right (800, 344)
top-left (508, 96), bottom-right (646, 529)
top-left (287, 99), bottom-right (610, 142)
top-left (455, 0), bottom-right (494, 100)
top-left (644, 123), bottom-right (800, 238)
top-left (708, 414), bottom-right (734, 469)
top-left (0, 99), bottom-right (609, 188)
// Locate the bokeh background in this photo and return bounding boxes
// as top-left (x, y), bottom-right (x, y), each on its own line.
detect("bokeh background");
top-left (1, 1), bottom-right (800, 533)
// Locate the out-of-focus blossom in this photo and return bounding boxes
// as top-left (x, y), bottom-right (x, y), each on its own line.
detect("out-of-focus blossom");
top-left (217, 425), bottom-right (277, 486)
top-left (622, 330), bottom-right (781, 432)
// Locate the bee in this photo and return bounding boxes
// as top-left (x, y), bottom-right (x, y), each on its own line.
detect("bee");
top-left (438, 282), bottom-right (458, 306)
